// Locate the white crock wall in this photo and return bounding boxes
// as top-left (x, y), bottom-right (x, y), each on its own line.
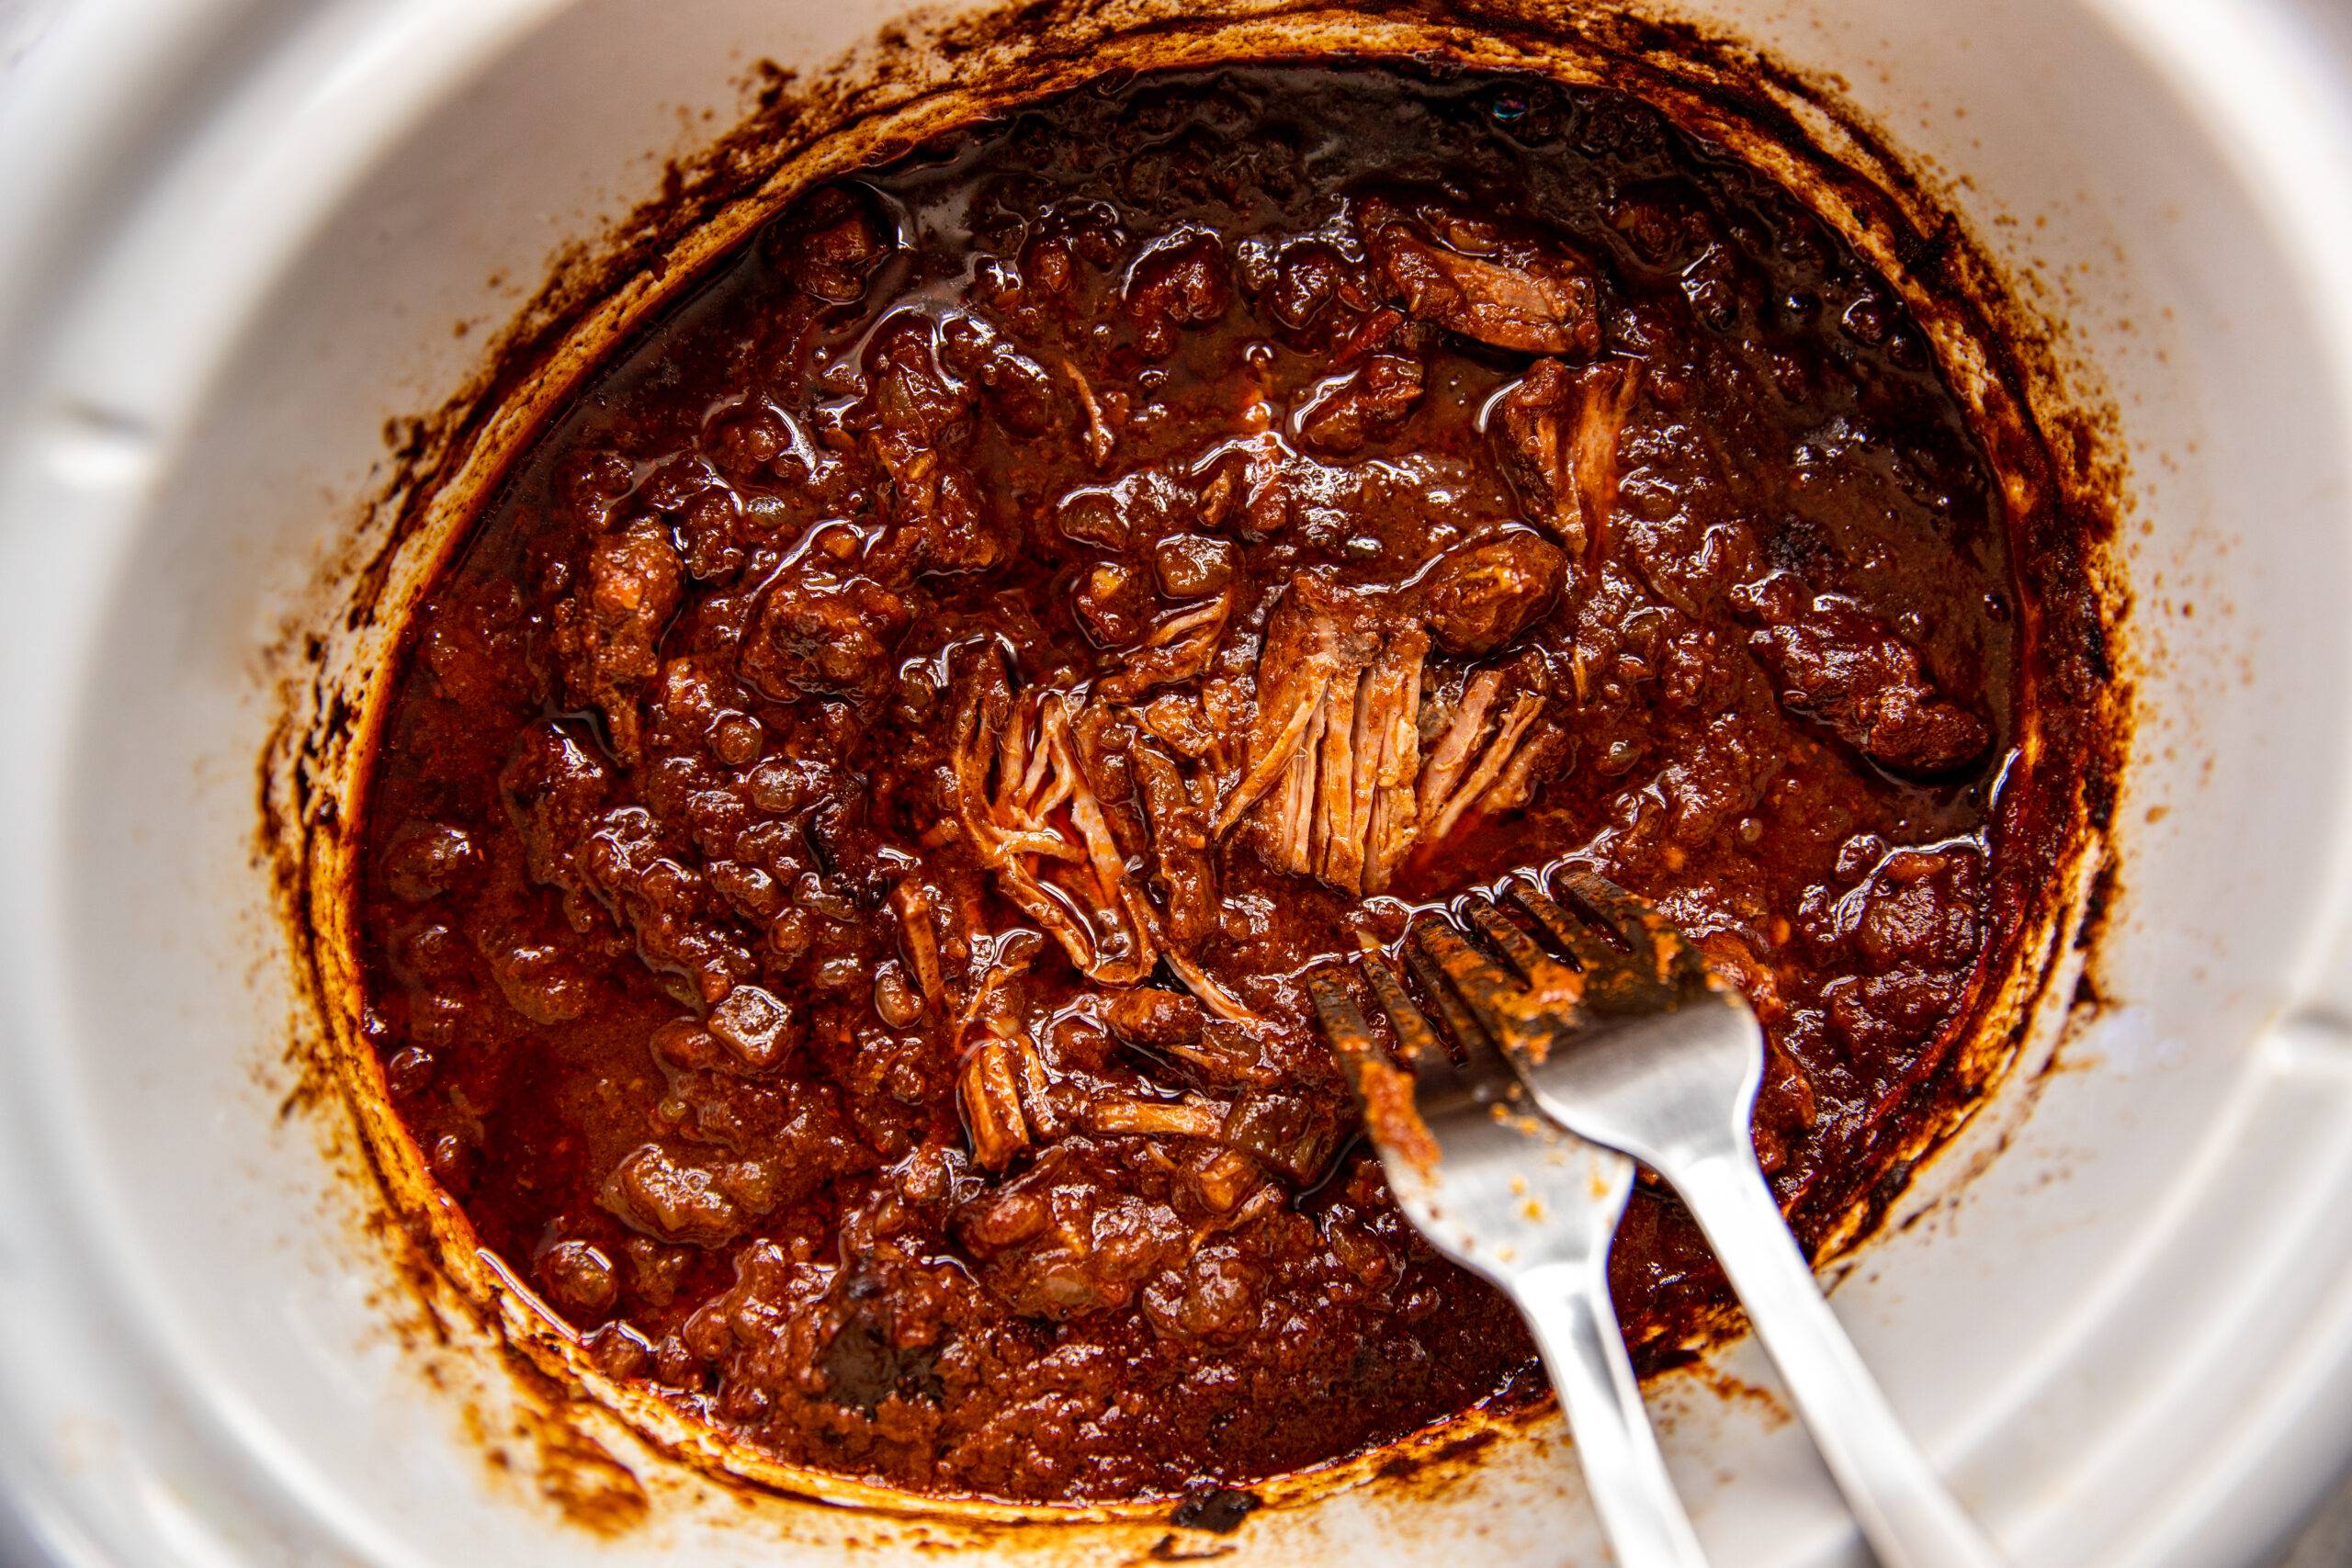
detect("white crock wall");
top-left (1, 2), bottom-right (2349, 1564)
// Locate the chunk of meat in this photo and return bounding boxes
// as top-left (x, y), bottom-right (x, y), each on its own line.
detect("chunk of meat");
top-left (549, 518), bottom-right (683, 763)
top-left (871, 961), bottom-right (924, 1027)
top-left (1407, 532), bottom-right (1567, 655)
top-left (707, 982), bottom-right (798, 1073)
top-left (1129, 739), bottom-right (1218, 945)
top-left (1201, 425), bottom-right (1306, 542)
top-left (1357, 196), bottom-right (1601, 355)
top-left (1071, 558), bottom-right (1151, 649)
top-left (1069, 700), bottom-right (1148, 855)
top-left (1799, 838), bottom-right (1993, 1063)
top-left (948, 654), bottom-right (1157, 985)
top-left (600, 1144), bottom-right (756, 1248)
top-left (953, 1140), bottom-right (1193, 1320)
top-left (1100, 986), bottom-right (1274, 1084)
top-left (1217, 577), bottom-right (1376, 834)
top-left (498, 720), bottom-right (611, 888)
top-left (1219, 1090), bottom-right (1341, 1185)
top-left (738, 570), bottom-right (910, 701)
top-left (1136, 692), bottom-right (1216, 759)
top-left (648, 654), bottom-right (749, 755)
top-left (1352, 636), bottom-right (1432, 894)
top-left (957, 1024), bottom-right (1061, 1170)
top-left (640, 1071), bottom-right (867, 1238)
top-left (1833, 843), bottom-right (1986, 974)
top-left (1141, 1242), bottom-right (1265, 1346)
top-left (1152, 534), bottom-right (1237, 599)
top-left (864, 314), bottom-right (966, 447)
top-left (670, 1064), bottom-right (860, 1160)
top-left (1293, 354), bottom-right (1424, 456)
top-left (1099, 987), bottom-right (1208, 1050)
top-left (703, 405), bottom-right (789, 482)
top-left (1084, 1095), bottom-right (1226, 1140)
top-left (1496, 358), bottom-right (1640, 556)
top-left (379, 820), bottom-right (481, 903)
top-left (1731, 571), bottom-right (1989, 775)
top-left (1216, 574), bottom-right (1428, 897)
top-left (770, 185), bottom-right (891, 303)
top-left (1415, 665), bottom-right (1565, 844)
top-left (1056, 466), bottom-right (1191, 552)
top-left (534, 1239), bottom-right (619, 1316)
top-left (890, 878), bottom-right (947, 1001)
top-left (864, 317), bottom-right (1002, 574)
top-left (941, 312), bottom-right (1059, 436)
top-left (1249, 236), bottom-right (1367, 333)
top-left (1125, 232), bottom-right (1232, 357)
top-left (1098, 588), bottom-right (1234, 704)
top-left (576, 806), bottom-right (756, 1005)
top-left (944, 927), bottom-right (1046, 1056)
top-left (481, 937), bottom-right (595, 1024)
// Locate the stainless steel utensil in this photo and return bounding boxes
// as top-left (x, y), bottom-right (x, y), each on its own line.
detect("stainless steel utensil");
top-left (1310, 961), bottom-right (1709, 1568)
top-left (1401, 868), bottom-right (2007, 1568)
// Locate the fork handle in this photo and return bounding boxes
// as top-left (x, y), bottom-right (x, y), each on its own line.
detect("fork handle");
top-left (1674, 1152), bottom-right (2007, 1568)
top-left (1516, 1260), bottom-right (1713, 1568)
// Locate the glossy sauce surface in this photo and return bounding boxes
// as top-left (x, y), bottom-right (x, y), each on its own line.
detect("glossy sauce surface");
top-left (356, 66), bottom-right (2034, 1503)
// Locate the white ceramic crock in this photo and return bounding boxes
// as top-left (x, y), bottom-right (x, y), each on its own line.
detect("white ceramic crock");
top-left (4, 2), bottom-right (2352, 1564)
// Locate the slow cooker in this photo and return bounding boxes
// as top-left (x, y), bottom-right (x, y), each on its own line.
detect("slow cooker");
top-left (3, 1), bottom-right (2351, 1564)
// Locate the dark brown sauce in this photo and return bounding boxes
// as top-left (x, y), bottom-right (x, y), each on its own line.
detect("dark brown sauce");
top-left (354, 63), bottom-right (2054, 1503)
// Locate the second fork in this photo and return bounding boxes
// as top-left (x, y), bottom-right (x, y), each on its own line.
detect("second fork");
top-left (1312, 964), bottom-right (1710, 1568)
top-left (1408, 871), bottom-right (2007, 1568)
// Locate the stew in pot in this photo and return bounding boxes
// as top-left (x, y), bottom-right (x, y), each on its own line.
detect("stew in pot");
top-left (355, 63), bottom-right (2060, 1504)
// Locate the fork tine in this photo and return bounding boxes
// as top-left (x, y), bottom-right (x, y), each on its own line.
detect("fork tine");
top-left (1403, 938), bottom-right (1477, 1053)
top-left (1356, 951), bottom-right (1471, 1097)
top-left (1355, 954), bottom-right (1441, 1064)
top-left (1552, 867), bottom-right (1650, 942)
top-left (1510, 885), bottom-right (1620, 973)
top-left (1406, 922), bottom-right (1515, 1072)
top-left (1555, 867), bottom-right (1709, 989)
top-left (1463, 900), bottom-right (1563, 983)
top-left (1411, 920), bottom-right (1514, 1012)
top-left (1555, 866), bottom-right (1664, 964)
top-left (1308, 974), bottom-right (1381, 1070)
top-left (1309, 974), bottom-right (1445, 1177)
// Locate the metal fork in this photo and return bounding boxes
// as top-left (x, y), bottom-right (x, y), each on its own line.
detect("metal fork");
top-left (1309, 961), bottom-right (1710, 1568)
top-left (1405, 869), bottom-right (2006, 1568)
